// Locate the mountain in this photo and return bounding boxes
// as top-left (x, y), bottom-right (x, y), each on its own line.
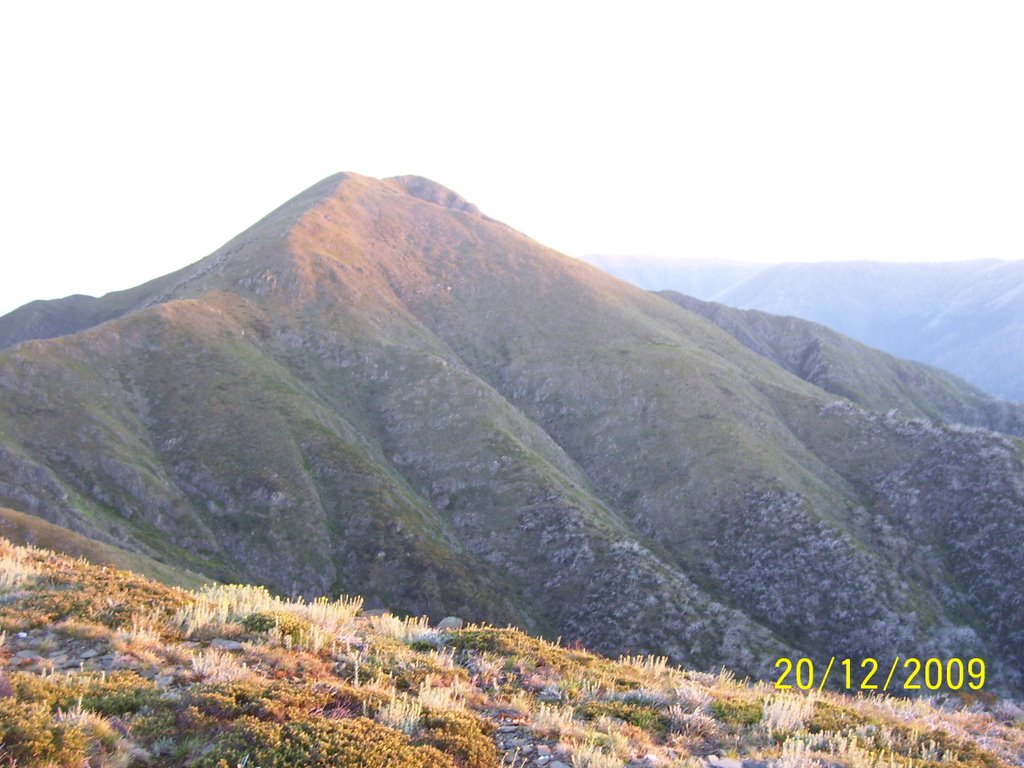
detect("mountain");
top-left (0, 173), bottom-right (1022, 693)
top-left (660, 292), bottom-right (1024, 437)
top-left (579, 255), bottom-right (768, 296)
top-left (0, 505), bottom-right (209, 589)
top-left (711, 260), bottom-right (1024, 403)
top-left (580, 258), bottom-right (1024, 404)
top-left (2, 537), bottom-right (1020, 768)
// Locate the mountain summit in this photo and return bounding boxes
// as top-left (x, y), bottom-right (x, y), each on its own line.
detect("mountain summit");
top-left (1, 173), bottom-right (1022, 692)
top-left (389, 175), bottom-right (482, 214)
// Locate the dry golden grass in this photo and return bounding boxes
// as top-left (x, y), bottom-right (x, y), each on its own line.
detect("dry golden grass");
top-left (0, 537), bottom-right (1019, 768)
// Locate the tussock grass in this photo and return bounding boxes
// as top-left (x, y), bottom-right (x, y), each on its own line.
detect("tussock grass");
top-left (0, 545), bottom-right (43, 590)
top-left (533, 703), bottom-right (581, 739)
top-left (369, 613), bottom-right (438, 645)
top-left (570, 740), bottom-right (626, 768)
top-left (376, 694), bottom-right (424, 734)
top-left (190, 647), bottom-right (252, 682)
top-left (175, 583), bottom-right (362, 646)
top-left (1, 537), bottom-right (1020, 768)
top-left (762, 693), bottom-right (817, 732)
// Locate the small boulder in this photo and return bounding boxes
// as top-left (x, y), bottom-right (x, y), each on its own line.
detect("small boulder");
top-left (210, 638), bottom-right (244, 651)
top-left (436, 616), bottom-right (464, 630)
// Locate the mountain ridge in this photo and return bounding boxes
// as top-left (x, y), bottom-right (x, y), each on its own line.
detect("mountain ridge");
top-left (712, 260), bottom-right (1024, 403)
top-left (577, 256), bottom-right (1024, 403)
top-left (660, 291), bottom-right (1024, 438)
top-left (1, 173), bottom-right (1022, 692)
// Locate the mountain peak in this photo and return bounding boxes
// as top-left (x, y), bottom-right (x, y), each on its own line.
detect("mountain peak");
top-left (387, 175), bottom-right (480, 215)
top-left (3, 172), bottom-right (1024, 695)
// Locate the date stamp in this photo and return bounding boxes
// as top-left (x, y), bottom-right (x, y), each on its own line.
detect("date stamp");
top-left (774, 657), bottom-right (986, 692)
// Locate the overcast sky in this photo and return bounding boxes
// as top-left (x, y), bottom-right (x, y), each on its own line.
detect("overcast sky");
top-left (1, 2), bottom-right (1022, 315)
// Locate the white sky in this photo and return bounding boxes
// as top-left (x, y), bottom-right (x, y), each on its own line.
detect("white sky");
top-left (1, 2), bottom-right (1023, 315)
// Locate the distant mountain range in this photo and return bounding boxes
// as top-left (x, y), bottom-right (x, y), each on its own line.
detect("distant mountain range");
top-left (1, 174), bottom-right (1022, 693)
top-left (576, 255), bottom-right (766, 299)
top-left (582, 256), bottom-right (1024, 403)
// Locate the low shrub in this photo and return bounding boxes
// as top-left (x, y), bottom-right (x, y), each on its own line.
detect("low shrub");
top-left (806, 700), bottom-right (869, 733)
top-left (0, 699), bottom-right (89, 767)
top-left (709, 697), bottom-right (762, 726)
top-left (242, 610), bottom-right (314, 644)
top-left (189, 678), bottom-right (377, 723)
top-left (12, 670), bottom-right (164, 716)
top-left (579, 700), bottom-right (668, 734)
top-left (192, 715), bottom-right (457, 768)
top-left (417, 709), bottom-right (499, 768)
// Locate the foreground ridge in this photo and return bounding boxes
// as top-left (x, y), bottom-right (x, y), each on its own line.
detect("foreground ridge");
top-left (1, 539), bottom-right (1020, 768)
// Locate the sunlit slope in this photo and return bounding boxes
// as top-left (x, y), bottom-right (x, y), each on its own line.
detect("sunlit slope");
top-left (0, 296), bottom-right (530, 630)
top-left (2, 538), bottom-right (1018, 768)
top-left (0, 506), bottom-right (209, 589)
top-left (0, 173), bottom-right (1021, 691)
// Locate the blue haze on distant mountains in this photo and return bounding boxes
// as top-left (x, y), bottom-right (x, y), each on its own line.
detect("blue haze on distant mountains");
top-left (583, 256), bottom-right (1024, 403)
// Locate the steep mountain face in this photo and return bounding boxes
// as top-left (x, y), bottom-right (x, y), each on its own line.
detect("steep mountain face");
top-left (661, 292), bottom-right (1024, 438)
top-left (711, 260), bottom-right (1024, 403)
top-left (1, 173), bottom-right (1022, 692)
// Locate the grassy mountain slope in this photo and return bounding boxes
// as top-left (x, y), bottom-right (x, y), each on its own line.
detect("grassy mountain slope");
top-left (660, 292), bottom-right (1024, 437)
top-left (0, 269), bottom-right (189, 352)
top-left (3, 539), bottom-right (1020, 768)
top-left (0, 175), bottom-right (348, 352)
top-left (0, 506), bottom-right (209, 589)
top-left (0, 173), bottom-right (1022, 693)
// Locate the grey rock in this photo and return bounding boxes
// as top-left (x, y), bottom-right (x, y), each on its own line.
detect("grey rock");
top-left (210, 638), bottom-right (244, 651)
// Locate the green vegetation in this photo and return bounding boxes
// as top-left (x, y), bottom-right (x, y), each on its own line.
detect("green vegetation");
top-left (193, 718), bottom-right (456, 768)
top-left (710, 697), bottom-right (764, 727)
top-left (417, 710), bottom-right (498, 768)
top-left (0, 699), bottom-right (91, 768)
top-left (0, 506), bottom-right (210, 589)
top-left (241, 611), bottom-right (314, 643)
top-left (1, 540), bottom-right (1020, 768)
top-left (0, 171), bottom-right (1022, 696)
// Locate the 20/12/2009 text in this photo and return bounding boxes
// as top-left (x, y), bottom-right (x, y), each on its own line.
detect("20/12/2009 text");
top-left (773, 657), bottom-right (986, 692)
